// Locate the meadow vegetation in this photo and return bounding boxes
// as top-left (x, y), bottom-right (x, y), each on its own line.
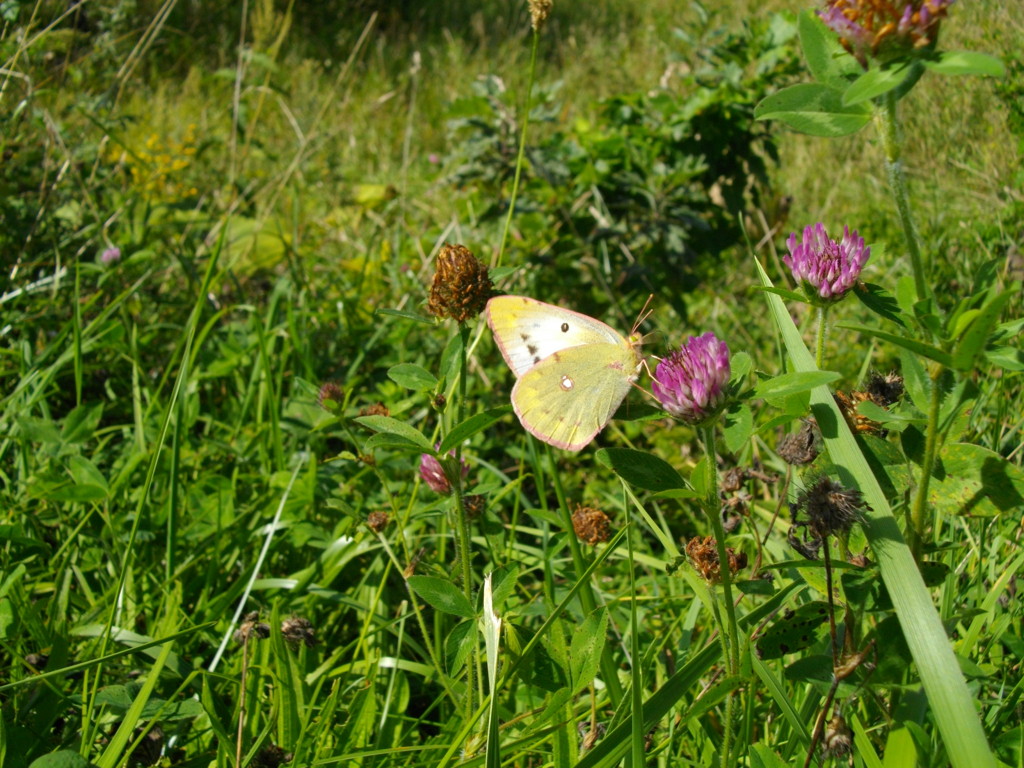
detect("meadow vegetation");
top-left (1, 1), bottom-right (1022, 767)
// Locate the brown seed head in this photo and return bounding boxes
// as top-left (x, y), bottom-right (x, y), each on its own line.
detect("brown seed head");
top-left (360, 402), bottom-right (390, 418)
top-left (367, 510), bottom-right (390, 533)
top-left (281, 616), bottom-right (316, 649)
top-left (866, 370), bottom-right (904, 407)
top-left (251, 743), bottom-right (291, 768)
top-left (799, 476), bottom-right (867, 538)
top-left (778, 421), bottom-right (822, 465)
top-left (427, 243), bottom-right (493, 323)
top-left (464, 494), bottom-right (486, 520)
top-left (234, 611), bottom-right (271, 644)
top-left (685, 536), bottom-right (747, 583)
top-left (823, 714), bottom-right (853, 757)
top-left (571, 504), bottom-right (611, 545)
top-left (318, 381), bottom-right (344, 411)
top-left (528, 0), bottom-right (553, 31)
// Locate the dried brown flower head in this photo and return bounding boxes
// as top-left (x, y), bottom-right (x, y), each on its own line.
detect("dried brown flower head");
top-left (822, 714), bottom-right (853, 758)
top-left (234, 611), bottom-right (271, 644)
top-left (464, 494), bottom-right (486, 520)
top-left (281, 616), bottom-right (316, 649)
top-left (404, 547), bottom-right (427, 578)
top-left (866, 370), bottom-right (904, 407)
top-left (834, 390), bottom-right (885, 436)
top-left (778, 421), bottom-right (822, 465)
top-left (317, 382), bottom-right (344, 411)
top-left (528, 0), bottom-right (553, 31)
top-left (721, 467), bottom-right (746, 494)
top-left (427, 243), bottom-right (493, 323)
top-left (685, 536), bottom-right (747, 583)
top-left (367, 510), bottom-right (390, 533)
top-left (359, 402), bottom-right (390, 418)
top-left (800, 476), bottom-right (868, 538)
top-left (788, 476), bottom-right (868, 559)
top-left (572, 505), bottom-right (611, 545)
top-left (251, 743), bottom-right (291, 768)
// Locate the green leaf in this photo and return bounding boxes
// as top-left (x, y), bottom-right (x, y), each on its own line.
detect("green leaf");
top-left (749, 743), bottom-right (792, 768)
top-left (440, 331), bottom-right (465, 387)
top-left (923, 51), bottom-right (1006, 77)
top-left (985, 346), bottom-right (1024, 371)
top-left (759, 286), bottom-right (807, 304)
top-left (722, 403), bottom-right (753, 453)
top-left (438, 407), bottom-right (511, 454)
top-left (798, 9), bottom-right (861, 89)
top-left (854, 282), bottom-right (906, 326)
top-left (898, 347), bottom-right (931, 413)
top-left (754, 83), bottom-right (872, 137)
top-left (363, 433), bottom-right (432, 453)
top-left (839, 324), bottom-right (952, 367)
top-left (755, 371), bottom-right (840, 402)
top-left (950, 290), bottom-right (1012, 371)
top-left (569, 608), bottom-right (608, 695)
top-left (62, 402), bottom-right (104, 443)
top-left (445, 619), bottom-right (476, 674)
top-left (407, 575), bottom-right (476, 618)
top-left (67, 456), bottom-right (109, 495)
top-left (730, 351), bottom-right (753, 382)
top-left (755, 601), bottom-right (830, 660)
top-left (29, 752), bottom-right (96, 768)
top-left (387, 363), bottom-right (437, 391)
top-left (595, 448), bottom-right (686, 492)
top-left (354, 415), bottom-right (434, 452)
top-left (843, 62), bottom-right (913, 105)
top-left (375, 307), bottom-right (434, 324)
top-left (15, 416), bottom-right (61, 444)
top-left (929, 443), bottom-right (1024, 517)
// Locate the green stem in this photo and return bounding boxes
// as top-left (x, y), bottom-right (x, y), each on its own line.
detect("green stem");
top-left (545, 444), bottom-right (624, 707)
top-left (814, 306), bottom-right (828, 370)
top-left (701, 425), bottom-right (740, 766)
top-left (877, 90), bottom-right (928, 305)
top-left (910, 365), bottom-right (943, 556)
top-left (494, 30), bottom-right (539, 269)
top-left (452, 323), bottom-right (475, 718)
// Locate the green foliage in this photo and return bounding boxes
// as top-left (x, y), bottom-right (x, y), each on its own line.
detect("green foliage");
top-left (448, 13), bottom-right (801, 305)
top-left (0, 2), bottom-right (1021, 768)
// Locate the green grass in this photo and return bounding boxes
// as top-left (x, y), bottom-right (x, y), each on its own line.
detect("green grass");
top-left (1, 1), bottom-right (1023, 767)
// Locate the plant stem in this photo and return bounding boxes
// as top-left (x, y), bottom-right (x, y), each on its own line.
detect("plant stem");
top-left (545, 444), bottom-right (624, 707)
top-left (910, 364), bottom-right (943, 555)
top-left (877, 90), bottom-right (928, 305)
top-left (815, 306), bottom-right (828, 369)
top-left (452, 323), bottom-right (476, 718)
top-left (701, 424), bottom-right (740, 766)
top-left (494, 29), bottom-right (539, 269)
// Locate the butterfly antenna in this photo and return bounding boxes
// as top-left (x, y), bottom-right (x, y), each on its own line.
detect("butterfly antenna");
top-left (631, 294), bottom-right (655, 335)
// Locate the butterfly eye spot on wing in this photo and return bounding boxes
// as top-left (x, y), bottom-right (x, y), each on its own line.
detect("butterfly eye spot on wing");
top-left (560, 375), bottom-right (574, 391)
top-left (560, 322), bottom-right (569, 333)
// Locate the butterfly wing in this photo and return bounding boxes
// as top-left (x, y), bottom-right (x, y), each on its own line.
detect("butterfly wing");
top-left (510, 342), bottom-right (642, 451)
top-left (486, 295), bottom-right (629, 377)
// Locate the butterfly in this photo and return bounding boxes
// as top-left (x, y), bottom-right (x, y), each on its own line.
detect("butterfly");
top-left (485, 295), bottom-right (644, 451)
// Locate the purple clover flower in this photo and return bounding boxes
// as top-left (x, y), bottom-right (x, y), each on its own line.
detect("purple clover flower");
top-left (419, 446), bottom-right (469, 495)
top-left (784, 223), bottom-right (869, 303)
top-left (818, 0), bottom-right (956, 68)
top-left (101, 247), bottom-right (121, 264)
top-left (652, 333), bottom-right (731, 425)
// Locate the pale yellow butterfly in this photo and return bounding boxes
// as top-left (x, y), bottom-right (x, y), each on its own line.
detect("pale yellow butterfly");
top-left (485, 295), bottom-right (644, 451)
